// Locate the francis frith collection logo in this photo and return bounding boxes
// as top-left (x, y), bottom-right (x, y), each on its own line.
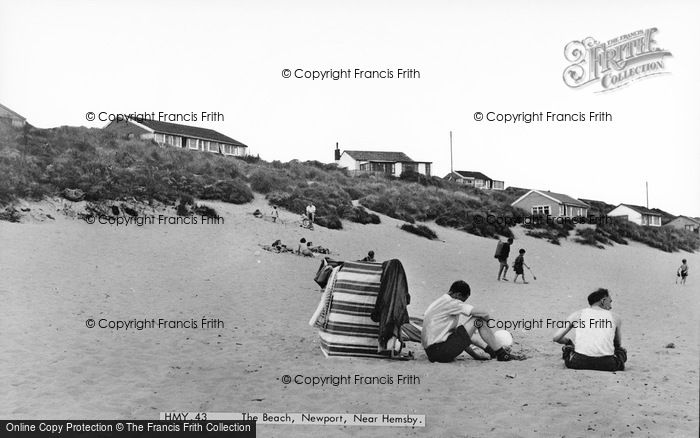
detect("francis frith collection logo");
top-left (563, 28), bottom-right (672, 92)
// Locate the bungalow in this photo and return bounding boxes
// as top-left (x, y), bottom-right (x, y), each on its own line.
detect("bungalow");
top-left (511, 190), bottom-right (590, 217)
top-left (0, 102), bottom-right (26, 128)
top-left (334, 145), bottom-right (431, 177)
top-left (607, 204), bottom-right (662, 227)
top-left (663, 215), bottom-right (700, 233)
top-left (444, 170), bottom-right (505, 190)
top-left (104, 119), bottom-right (248, 157)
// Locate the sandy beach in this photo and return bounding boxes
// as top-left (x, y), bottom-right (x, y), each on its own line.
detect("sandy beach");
top-left (1, 196), bottom-right (698, 437)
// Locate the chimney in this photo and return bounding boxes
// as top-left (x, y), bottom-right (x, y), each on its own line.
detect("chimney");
top-left (334, 142), bottom-right (341, 161)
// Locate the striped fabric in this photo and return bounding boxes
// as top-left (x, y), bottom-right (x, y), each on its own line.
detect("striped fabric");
top-left (318, 261), bottom-right (395, 358)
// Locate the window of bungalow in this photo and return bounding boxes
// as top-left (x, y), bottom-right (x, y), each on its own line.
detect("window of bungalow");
top-left (209, 142), bottom-right (218, 152)
top-left (532, 205), bottom-right (550, 215)
top-left (189, 139), bottom-right (197, 149)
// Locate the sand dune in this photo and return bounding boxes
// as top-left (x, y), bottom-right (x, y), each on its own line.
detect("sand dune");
top-left (1, 196), bottom-right (698, 437)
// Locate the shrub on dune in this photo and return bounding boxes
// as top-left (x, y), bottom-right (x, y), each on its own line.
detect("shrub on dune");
top-left (401, 223), bottom-right (438, 240)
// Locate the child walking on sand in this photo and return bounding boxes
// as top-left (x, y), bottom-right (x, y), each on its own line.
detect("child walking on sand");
top-left (513, 249), bottom-right (529, 284)
top-left (677, 259), bottom-right (689, 285)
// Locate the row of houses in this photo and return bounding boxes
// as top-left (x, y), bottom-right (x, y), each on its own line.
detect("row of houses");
top-left (332, 145), bottom-right (697, 232)
top-left (333, 145), bottom-right (505, 189)
top-left (510, 190), bottom-right (699, 232)
top-left (3, 101), bottom-right (698, 232)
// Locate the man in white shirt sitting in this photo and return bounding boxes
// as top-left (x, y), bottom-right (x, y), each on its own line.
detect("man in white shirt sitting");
top-left (421, 280), bottom-right (525, 363)
top-left (553, 288), bottom-right (626, 371)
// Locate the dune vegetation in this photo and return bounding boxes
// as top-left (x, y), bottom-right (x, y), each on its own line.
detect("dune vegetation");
top-left (1, 123), bottom-right (697, 252)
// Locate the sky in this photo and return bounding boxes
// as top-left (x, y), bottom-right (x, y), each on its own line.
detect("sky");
top-left (1, 0), bottom-right (699, 216)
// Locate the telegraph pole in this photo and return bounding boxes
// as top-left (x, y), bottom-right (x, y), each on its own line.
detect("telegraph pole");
top-left (646, 181), bottom-right (649, 208)
top-left (449, 131), bottom-right (453, 174)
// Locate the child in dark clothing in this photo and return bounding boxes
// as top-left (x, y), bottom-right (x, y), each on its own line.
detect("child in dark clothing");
top-left (677, 259), bottom-right (689, 285)
top-left (513, 249), bottom-right (529, 284)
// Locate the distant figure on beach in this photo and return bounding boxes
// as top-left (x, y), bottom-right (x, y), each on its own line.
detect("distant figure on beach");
top-left (306, 203), bottom-right (316, 224)
top-left (271, 206), bottom-right (279, 223)
top-left (421, 280), bottom-right (526, 363)
top-left (677, 259), bottom-right (689, 285)
top-left (253, 209), bottom-right (263, 218)
top-left (495, 237), bottom-right (513, 281)
top-left (553, 288), bottom-right (626, 372)
top-left (362, 250), bottom-right (376, 262)
top-left (512, 249), bottom-right (529, 283)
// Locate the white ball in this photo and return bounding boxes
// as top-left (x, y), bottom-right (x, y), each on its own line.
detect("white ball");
top-left (494, 330), bottom-right (513, 348)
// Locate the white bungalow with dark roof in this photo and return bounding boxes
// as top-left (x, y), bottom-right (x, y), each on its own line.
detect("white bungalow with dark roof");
top-left (334, 145), bottom-right (431, 177)
top-left (103, 119), bottom-right (248, 157)
top-left (444, 170), bottom-right (505, 190)
top-left (607, 204), bottom-right (662, 227)
top-left (511, 190), bottom-right (590, 217)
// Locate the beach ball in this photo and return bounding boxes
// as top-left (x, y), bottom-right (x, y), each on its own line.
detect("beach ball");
top-left (494, 330), bottom-right (513, 348)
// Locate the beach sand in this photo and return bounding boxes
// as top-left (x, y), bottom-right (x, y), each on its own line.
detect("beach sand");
top-left (1, 196), bottom-right (698, 437)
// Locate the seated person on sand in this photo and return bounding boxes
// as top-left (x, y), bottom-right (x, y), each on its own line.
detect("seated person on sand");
top-left (422, 280), bottom-right (525, 363)
top-left (306, 241), bottom-right (330, 254)
top-left (553, 288), bottom-right (626, 372)
top-left (271, 239), bottom-right (292, 253)
top-left (296, 238), bottom-right (314, 257)
top-left (253, 209), bottom-right (263, 218)
top-left (361, 250), bottom-right (376, 262)
top-left (261, 239), bottom-right (291, 253)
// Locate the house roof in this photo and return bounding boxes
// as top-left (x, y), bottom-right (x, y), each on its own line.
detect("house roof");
top-left (616, 204), bottom-right (662, 216)
top-left (0, 102), bottom-right (26, 121)
top-left (134, 119), bottom-right (247, 147)
top-left (452, 170), bottom-right (492, 180)
top-left (343, 150), bottom-right (424, 163)
top-left (512, 190), bottom-right (590, 208)
top-left (668, 215), bottom-right (700, 225)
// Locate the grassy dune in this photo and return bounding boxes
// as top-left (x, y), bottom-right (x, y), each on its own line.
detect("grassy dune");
top-left (0, 123), bottom-right (697, 252)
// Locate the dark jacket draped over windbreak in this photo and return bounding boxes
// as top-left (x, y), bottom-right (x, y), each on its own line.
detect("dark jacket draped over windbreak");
top-left (371, 259), bottom-right (411, 349)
